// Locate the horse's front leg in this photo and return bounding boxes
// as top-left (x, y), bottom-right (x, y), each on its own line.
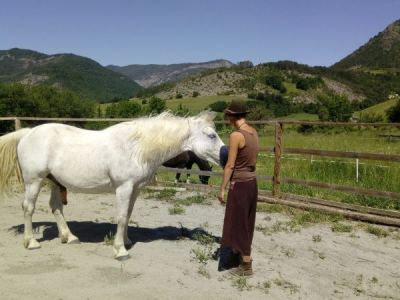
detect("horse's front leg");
top-left (175, 172), bottom-right (181, 183)
top-left (114, 183), bottom-right (134, 261)
top-left (49, 184), bottom-right (79, 244)
top-left (123, 190), bottom-right (140, 246)
top-left (186, 173), bottom-right (191, 184)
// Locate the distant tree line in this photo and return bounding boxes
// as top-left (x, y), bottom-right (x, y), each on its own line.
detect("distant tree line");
top-left (0, 83), bottom-right (174, 133)
top-left (0, 83), bottom-right (95, 133)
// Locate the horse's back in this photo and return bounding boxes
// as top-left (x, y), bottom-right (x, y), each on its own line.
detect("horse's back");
top-left (17, 124), bottom-right (117, 189)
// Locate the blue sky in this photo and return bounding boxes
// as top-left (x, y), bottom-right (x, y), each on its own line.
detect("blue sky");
top-left (1, 0), bottom-right (399, 67)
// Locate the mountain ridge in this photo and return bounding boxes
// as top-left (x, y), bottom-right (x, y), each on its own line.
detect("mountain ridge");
top-left (106, 59), bottom-right (233, 88)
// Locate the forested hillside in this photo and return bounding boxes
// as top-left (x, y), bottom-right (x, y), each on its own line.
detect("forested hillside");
top-left (333, 19), bottom-right (400, 69)
top-left (0, 48), bottom-right (142, 102)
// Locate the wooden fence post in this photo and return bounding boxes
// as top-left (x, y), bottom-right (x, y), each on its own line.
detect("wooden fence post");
top-left (14, 118), bottom-right (21, 131)
top-left (273, 122), bottom-right (283, 197)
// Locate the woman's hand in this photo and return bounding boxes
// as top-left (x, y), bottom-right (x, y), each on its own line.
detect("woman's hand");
top-left (218, 189), bottom-right (225, 204)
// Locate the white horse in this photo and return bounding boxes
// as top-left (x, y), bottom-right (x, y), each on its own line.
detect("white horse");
top-left (0, 111), bottom-right (224, 260)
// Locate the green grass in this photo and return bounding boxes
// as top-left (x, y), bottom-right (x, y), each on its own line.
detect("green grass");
top-left (164, 95), bottom-right (246, 113)
top-left (104, 231), bottom-right (115, 246)
top-left (157, 126), bottom-right (400, 212)
top-left (353, 99), bottom-right (397, 120)
top-left (365, 225), bottom-right (389, 237)
top-left (100, 95), bottom-right (247, 115)
top-left (331, 223), bottom-right (353, 233)
top-left (168, 204), bottom-right (185, 215)
top-left (277, 113), bottom-right (319, 122)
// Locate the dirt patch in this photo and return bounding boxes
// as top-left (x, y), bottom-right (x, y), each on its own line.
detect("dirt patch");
top-left (0, 190), bottom-right (399, 300)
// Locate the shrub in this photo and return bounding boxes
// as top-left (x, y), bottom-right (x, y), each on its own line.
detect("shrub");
top-left (386, 100), bottom-right (400, 122)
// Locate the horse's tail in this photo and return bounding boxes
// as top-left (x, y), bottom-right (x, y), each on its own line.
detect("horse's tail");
top-left (0, 128), bottom-right (31, 200)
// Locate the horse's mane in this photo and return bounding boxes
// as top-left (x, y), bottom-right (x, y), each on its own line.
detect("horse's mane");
top-left (117, 110), bottom-right (216, 164)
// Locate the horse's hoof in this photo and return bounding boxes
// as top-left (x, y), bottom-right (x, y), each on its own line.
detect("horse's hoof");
top-left (26, 239), bottom-right (41, 250)
top-left (115, 254), bottom-right (130, 261)
top-left (67, 238), bottom-right (81, 245)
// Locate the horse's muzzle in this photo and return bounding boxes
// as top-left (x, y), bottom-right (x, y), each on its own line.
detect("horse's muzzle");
top-left (219, 145), bottom-right (229, 168)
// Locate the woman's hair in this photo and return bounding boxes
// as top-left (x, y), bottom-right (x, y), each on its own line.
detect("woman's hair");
top-left (225, 112), bottom-right (247, 120)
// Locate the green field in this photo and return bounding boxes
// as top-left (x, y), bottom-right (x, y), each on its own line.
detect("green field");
top-left (354, 99), bottom-right (397, 120)
top-left (157, 126), bottom-right (400, 211)
top-left (99, 95), bottom-right (247, 115)
top-left (277, 113), bottom-right (319, 122)
top-left (164, 96), bottom-right (247, 113)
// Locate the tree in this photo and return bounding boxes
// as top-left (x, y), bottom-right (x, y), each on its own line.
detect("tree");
top-left (386, 100), bottom-right (400, 122)
top-left (0, 83), bottom-right (95, 133)
top-left (296, 79), bottom-right (311, 91)
top-left (236, 61), bottom-right (254, 70)
top-left (248, 105), bottom-right (274, 121)
top-left (209, 101), bottom-right (228, 112)
top-left (318, 106), bottom-right (329, 121)
top-left (115, 100), bottom-right (141, 118)
top-left (326, 94), bottom-right (353, 122)
top-left (174, 103), bottom-right (189, 117)
top-left (263, 94), bottom-right (292, 117)
top-left (265, 74), bottom-right (286, 93)
top-left (148, 96), bottom-right (166, 114)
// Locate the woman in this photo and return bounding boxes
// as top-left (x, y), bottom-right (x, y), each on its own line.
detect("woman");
top-left (218, 99), bottom-right (259, 277)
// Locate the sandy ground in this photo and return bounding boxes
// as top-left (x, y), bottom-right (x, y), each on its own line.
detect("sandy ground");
top-left (0, 188), bottom-right (399, 300)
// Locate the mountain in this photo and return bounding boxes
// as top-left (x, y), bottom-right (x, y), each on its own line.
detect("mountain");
top-left (0, 48), bottom-right (142, 102)
top-left (333, 19), bottom-right (400, 69)
top-left (136, 61), bottom-right (362, 103)
top-left (106, 60), bottom-right (233, 88)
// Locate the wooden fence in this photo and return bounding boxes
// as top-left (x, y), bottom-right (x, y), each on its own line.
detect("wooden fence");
top-left (2, 116), bottom-right (400, 226)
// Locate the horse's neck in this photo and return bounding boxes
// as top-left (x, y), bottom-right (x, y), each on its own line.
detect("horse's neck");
top-left (111, 118), bottom-right (190, 168)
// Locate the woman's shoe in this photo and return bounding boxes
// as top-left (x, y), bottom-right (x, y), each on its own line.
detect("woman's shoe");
top-left (229, 260), bottom-right (253, 277)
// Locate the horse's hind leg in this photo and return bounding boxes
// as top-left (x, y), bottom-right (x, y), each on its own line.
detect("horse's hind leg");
top-left (49, 183), bottom-right (79, 244)
top-left (22, 180), bottom-right (43, 249)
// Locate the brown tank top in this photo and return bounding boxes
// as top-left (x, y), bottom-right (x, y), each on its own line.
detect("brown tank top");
top-left (231, 128), bottom-right (259, 182)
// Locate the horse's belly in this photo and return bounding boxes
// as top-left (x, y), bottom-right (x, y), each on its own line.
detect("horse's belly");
top-left (68, 184), bottom-right (114, 194)
top-left (55, 173), bottom-right (114, 194)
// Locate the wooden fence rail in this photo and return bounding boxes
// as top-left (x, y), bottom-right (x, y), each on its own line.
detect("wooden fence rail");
top-left (2, 116), bottom-right (400, 225)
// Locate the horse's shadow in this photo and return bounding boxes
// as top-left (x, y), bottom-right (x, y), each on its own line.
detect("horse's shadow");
top-left (9, 221), bottom-right (220, 246)
top-left (9, 221), bottom-right (231, 270)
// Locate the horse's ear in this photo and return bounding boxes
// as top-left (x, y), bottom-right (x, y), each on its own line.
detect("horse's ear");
top-left (197, 110), bottom-right (217, 122)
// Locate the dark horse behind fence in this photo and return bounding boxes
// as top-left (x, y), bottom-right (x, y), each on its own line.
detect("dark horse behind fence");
top-left (162, 151), bottom-right (212, 184)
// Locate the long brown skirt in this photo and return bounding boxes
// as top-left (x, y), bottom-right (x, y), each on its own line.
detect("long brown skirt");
top-left (220, 179), bottom-right (258, 256)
